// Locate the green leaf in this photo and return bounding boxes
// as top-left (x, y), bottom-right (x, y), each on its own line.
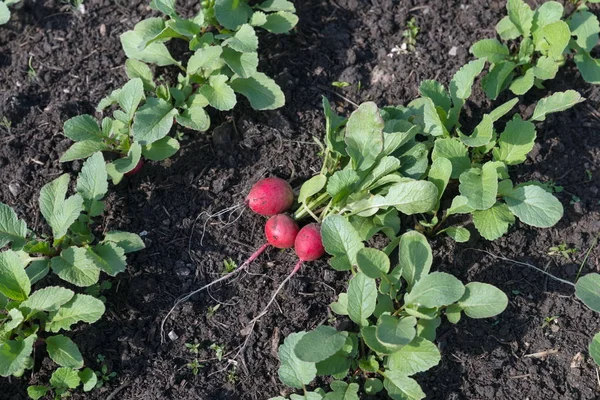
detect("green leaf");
top-left (87, 243), bottom-right (126, 277)
top-left (443, 226), bottom-right (470, 243)
top-left (113, 142), bottom-right (142, 175)
top-left (298, 175), bottom-right (327, 204)
top-left (569, 11), bottom-right (600, 52)
top-left (47, 294), bottom-right (105, 333)
top-left (46, 335), bottom-right (83, 369)
top-left (101, 231), bottom-right (145, 254)
top-left (496, 16), bottom-right (520, 41)
top-left (327, 170), bottom-right (359, 200)
top-left (294, 326), bottom-right (348, 363)
top-left (321, 215), bottom-right (364, 271)
top-left (421, 97), bottom-right (449, 137)
top-left (257, 0), bottom-right (296, 12)
top-left (0, 203), bottom-right (27, 248)
top-left (538, 21), bottom-right (570, 60)
top-left (20, 286), bottom-right (74, 313)
top-left (575, 273), bottom-right (600, 312)
top-left (229, 72), bottom-right (285, 110)
top-left (361, 326), bottom-right (396, 354)
top-left (458, 162), bottom-right (499, 211)
top-left (60, 140), bottom-right (111, 162)
top-left (125, 59), bottom-right (155, 91)
top-left (316, 335), bottom-right (358, 377)
top-left (504, 185), bottom-right (563, 228)
top-left (472, 202), bottom-right (515, 240)
top-left (26, 260), bottom-right (49, 286)
top-left (76, 152), bottom-right (108, 217)
top-left (376, 315), bottom-right (416, 347)
top-left (356, 248), bottom-right (390, 279)
top-left (132, 97), bottom-right (177, 145)
top-left (470, 39), bottom-right (510, 63)
top-left (261, 11), bottom-right (298, 33)
top-left (532, 1), bottom-right (563, 32)
top-left (530, 90), bottom-right (585, 122)
top-left (118, 78), bottom-right (145, 121)
top-left (323, 381), bottom-right (359, 400)
top-left (0, 250), bottom-right (30, 301)
top-left (509, 68), bottom-right (535, 95)
top-left (447, 195), bottom-right (474, 216)
top-left (0, 309), bottom-right (23, 341)
top-left (383, 371), bottom-right (426, 400)
top-left (149, 0), bottom-right (176, 15)
top-left (0, 335), bottom-right (35, 377)
top-left (387, 337), bottom-right (441, 375)
top-left (39, 174), bottom-right (84, 240)
top-left (200, 75), bottom-right (237, 111)
top-left (364, 378), bottom-right (384, 395)
top-left (278, 332), bottom-right (317, 389)
top-left (432, 138), bottom-right (470, 179)
top-left (187, 46), bottom-right (223, 74)
top-left (49, 367), bottom-right (80, 389)
top-left (400, 231), bottom-right (432, 289)
top-left (449, 58), bottom-right (486, 103)
top-left (386, 180), bottom-right (439, 215)
top-left (574, 51), bottom-right (600, 84)
top-left (533, 56), bottom-right (559, 80)
top-left (418, 80), bottom-right (451, 111)
top-left (63, 115), bottom-right (103, 142)
top-left (481, 61), bottom-right (516, 100)
top-left (427, 157), bottom-right (451, 204)
top-left (404, 272), bottom-right (465, 308)
top-left (416, 317), bottom-right (440, 342)
top-left (79, 368), bottom-right (97, 392)
top-left (224, 24), bottom-right (258, 52)
top-left (120, 35), bottom-right (174, 67)
top-left (0, 3), bottom-right (11, 25)
top-left (344, 102), bottom-right (384, 171)
top-left (222, 48), bottom-right (258, 78)
top-left (347, 273), bottom-right (377, 326)
top-left (330, 293), bottom-right (348, 316)
top-left (397, 141), bottom-right (429, 179)
top-left (458, 282), bottom-right (508, 318)
top-left (214, 0), bottom-right (252, 29)
top-left (142, 136), bottom-right (180, 161)
top-left (507, 0), bottom-right (533, 37)
top-left (51, 247), bottom-right (100, 287)
top-left (27, 386), bottom-right (50, 400)
top-left (493, 116), bottom-right (536, 165)
top-left (458, 114), bottom-right (493, 148)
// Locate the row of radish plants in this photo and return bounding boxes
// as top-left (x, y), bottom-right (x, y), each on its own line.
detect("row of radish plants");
top-left (2, 0), bottom-right (600, 399)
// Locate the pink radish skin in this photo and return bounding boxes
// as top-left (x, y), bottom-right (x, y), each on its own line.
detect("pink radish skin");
top-left (294, 223), bottom-right (325, 262)
top-left (246, 177), bottom-right (294, 216)
top-left (125, 159), bottom-right (144, 177)
top-left (265, 214), bottom-right (300, 249)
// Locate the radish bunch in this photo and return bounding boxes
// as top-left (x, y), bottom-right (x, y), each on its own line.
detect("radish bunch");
top-left (161, 177), bottom-right (325, 343)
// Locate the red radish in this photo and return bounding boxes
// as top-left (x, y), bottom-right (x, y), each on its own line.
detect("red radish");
top-left (265, 214), bottom-right (300, 249)
top-left (125, 159), bottom-right (144, 176)
top-left (160, 212), bottom-right (300, 343)
top-left (240, 224), bottom-right (324, 340)
top-left (246, 177), bottom-right (294, 216)
top-left (294, 224), bottom-right (325, 262)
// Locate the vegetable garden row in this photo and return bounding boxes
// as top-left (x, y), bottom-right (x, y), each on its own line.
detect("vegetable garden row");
top-left (1, 0), bottom-right (600, 399)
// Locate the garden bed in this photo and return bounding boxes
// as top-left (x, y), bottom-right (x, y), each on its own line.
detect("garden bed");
top-left (1, 0), bottom-right (600, 399)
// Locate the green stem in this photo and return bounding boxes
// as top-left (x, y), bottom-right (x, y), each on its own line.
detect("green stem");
top-left (294, 192), bottom-right (331, 220)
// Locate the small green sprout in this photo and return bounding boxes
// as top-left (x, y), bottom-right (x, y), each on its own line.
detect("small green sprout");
top-left (185, 342), bottom-right (201, 355)
top-left (223, 258), bottom-right (238, 274)
top-left (402, 17), bottom-right (419, 52)
top-left (542, 315), bottom-right (559, 328)
top-left (332, 81), bottom-right (351, 88)
top-left (27, 56), bottom-right (37, 80)
top-left (548, 243), bottom-right (578, 259)
top-left (95, 354), bottom-right (117, 389)
top-left (209, 343), bottom-right (225, 361)
top-left (206, 304), bottom-right (221, 318)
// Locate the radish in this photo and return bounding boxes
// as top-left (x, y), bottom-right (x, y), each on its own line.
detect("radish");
top-left (160, 213), bottom-right (300, 343)
top-left (246, 177), bottom-right (294, 216)
top-left (241, 224), bottom-right (324, 338)
top-left (125, 159), bottom-right (144, 176)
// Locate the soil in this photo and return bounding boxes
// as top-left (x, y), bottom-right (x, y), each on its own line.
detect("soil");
top-left (1, 0), bottom-right (600, 399)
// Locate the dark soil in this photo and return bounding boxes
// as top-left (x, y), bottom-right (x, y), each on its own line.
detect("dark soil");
top-left (1, 0), bottom-right (600, 399)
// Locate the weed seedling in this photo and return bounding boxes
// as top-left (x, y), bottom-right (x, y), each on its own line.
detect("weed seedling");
top-left (402, 17), bottom-right (419, 52)
top-left (94, 355), bottom-right (117, 389)
top-left (206, 304), bottom-right (221, 318)
top-left (222, 258), bottom-right (238, 275)
top-left (548, 243), bottom-right (578, 259)
top-left (332, 81), bottom-right (351, 88)
top-left (27, 56), bottom-right (36, 80)
top-left (210, 343), bottom-right (225, 362)
top-left (184, 342), bottom-right (204, 375)
top-left (542, 315), bottom-right (560, 329)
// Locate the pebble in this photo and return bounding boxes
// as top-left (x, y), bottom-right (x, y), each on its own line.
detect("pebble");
top-left (448, 46), bottom-right (458, 56)
top-left (8, 182), bottom-right (20, 197)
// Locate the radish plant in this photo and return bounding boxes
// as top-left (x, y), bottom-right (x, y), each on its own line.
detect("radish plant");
top-left (471, 0), bottom-right (600, 98)
top-left (60, 0), bottom-right (297, 181)
top-left (271, 226), bottom-right (508, 399)
top-left (0, 152), bottom-right (144, 397)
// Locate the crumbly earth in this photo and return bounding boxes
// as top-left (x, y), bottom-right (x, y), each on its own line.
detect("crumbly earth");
top-left (1, 0), bottom-right (599, 399)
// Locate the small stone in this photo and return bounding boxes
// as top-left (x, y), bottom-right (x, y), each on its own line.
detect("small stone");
top-left (99, 24), bottom-right (106, 36)
top-left (8, 182), bottom-right (20, 197)
top-left (573, 202), bottom-right (585, 215)
top-left (448, 46), bottom-right (458, 56)
top-left (168, 331), bottom-right (179, 341)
